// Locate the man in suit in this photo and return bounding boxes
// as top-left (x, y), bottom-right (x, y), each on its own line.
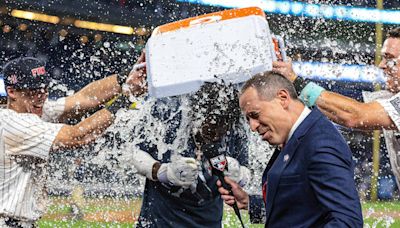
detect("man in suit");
top-left (272, 27), bottom-right (400, 190)
top-left (218, 71), bottom-right (363, 227)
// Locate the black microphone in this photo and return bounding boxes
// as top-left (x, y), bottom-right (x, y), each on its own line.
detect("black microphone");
top-left (202, 143), bottom-right (245, 228)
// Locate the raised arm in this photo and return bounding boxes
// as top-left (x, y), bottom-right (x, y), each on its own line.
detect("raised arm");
top-left (272, 60), bottom-right (396, 130)
top-left (59, 52), bottom-right (146, 122)
top-left (52, 108), bottom-right (114, 149)
top-left (52, 55), bottom-right (147, 149)
top-left (316, 91), bottom-right (394, 129)
top-left (3, 93), bottom-right (140, 159)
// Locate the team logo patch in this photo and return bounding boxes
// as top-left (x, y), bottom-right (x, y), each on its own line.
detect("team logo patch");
top-left (31, 66), bottom-right (46, 77)
top-left (390, 97), bottom-right (400, 114)
top-left (7, 74), bottom-right (18, 84)
top-left (210, 154), bottom-right (227, 172)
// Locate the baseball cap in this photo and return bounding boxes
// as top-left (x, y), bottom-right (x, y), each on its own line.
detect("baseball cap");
top-left (2, 57), bottom-right (50, 90)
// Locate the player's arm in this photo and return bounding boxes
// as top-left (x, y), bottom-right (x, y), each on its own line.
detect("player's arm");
top-left (3, 109), bottom-right (110, 158)
top-left (61, 75), bottom-right (119, 119)
top-left (52, 108), bottom-right (114, 150)
top-left (315, 91), bottom-right (394, 130)
top-left (4, 109), bottom-right (113, 158)
top-left (58, 52), bottom-right (146, 122)
top-left (272, 60), bottom-right (396, 130)
top-left (53, 92), bottom-right (137, 150)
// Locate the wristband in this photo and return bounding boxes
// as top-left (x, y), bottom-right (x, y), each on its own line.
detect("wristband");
top-left (293, 76), bottom-right (311, 96)
top-left (152, 162), bottom-right (161, 181)
top-left (116, 67), bottom-right (131, 87)
top-left (105, 96), bottom-right (137, 110)
top-left (106, 94), bottom-right (131, 115)
top-left (299, 82), bottom-right (325, 107)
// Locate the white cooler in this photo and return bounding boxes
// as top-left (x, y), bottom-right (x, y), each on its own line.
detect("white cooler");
top-left (146, 7), bottom-right (276, 98)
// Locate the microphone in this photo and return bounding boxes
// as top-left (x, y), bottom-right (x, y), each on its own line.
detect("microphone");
top-left (202, 143), bottom-right (245, 228)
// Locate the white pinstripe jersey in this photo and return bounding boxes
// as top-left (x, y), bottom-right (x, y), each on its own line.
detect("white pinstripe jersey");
top-left (363, 90), bottom-right (400, 189)
top-left (0, 98), bottom-right (65, 222)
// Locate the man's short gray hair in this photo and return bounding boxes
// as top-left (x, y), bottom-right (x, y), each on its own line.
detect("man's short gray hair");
top-left (241, 71), bottom-right (298, 100)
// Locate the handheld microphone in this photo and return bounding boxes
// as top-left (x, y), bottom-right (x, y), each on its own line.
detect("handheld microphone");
top-left (202, 143), bottom-right (245, 228)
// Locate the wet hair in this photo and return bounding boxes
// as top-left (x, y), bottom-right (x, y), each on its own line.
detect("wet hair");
top-left (241, 71), bottom-right (298, 100)
top-left (387, 27), bottom-right (400, 39)
top-left (190, 81), bottom-right (240, 143)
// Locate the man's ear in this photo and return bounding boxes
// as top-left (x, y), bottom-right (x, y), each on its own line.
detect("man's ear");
top-left (276, 89), bottom-right (290, 108)
top-left (6, 87), bottom-right (17, 100)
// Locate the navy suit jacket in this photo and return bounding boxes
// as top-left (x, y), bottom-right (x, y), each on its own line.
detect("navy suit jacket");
top-left (249, 108), bottom-right (363, 228)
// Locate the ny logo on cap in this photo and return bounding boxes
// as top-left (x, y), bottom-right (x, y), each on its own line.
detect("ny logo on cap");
top-left (31, 66), bottom-right (46, 77)
top-left (8, 74), bottom-right (18, 84)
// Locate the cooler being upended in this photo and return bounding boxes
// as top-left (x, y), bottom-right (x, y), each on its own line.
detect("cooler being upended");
top-left (146, 7), bottom-right (277, 98)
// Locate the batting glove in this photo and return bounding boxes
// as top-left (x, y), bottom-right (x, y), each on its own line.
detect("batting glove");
top-left (157, 157), bottom-right (199, 187)
top-left (224, 156), bottom-right (251, 187)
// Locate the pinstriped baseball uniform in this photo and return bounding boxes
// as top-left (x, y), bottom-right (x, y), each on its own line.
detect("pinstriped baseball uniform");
top-left (363, 90), bottom-right (400, 189)
top-left (0, 98), bottom-right (65, 223)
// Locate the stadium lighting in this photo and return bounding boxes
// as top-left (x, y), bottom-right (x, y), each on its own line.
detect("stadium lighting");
top-left (321, 5), bottom-right (335, 19)
top-left (178, 0), bottom-right (400, 24)
top-left (291, 2), bottom-right (304, 16)
top-left (292, 61), bottom-right (385, 83)
top-left (277, 2), bottom-right (290, 14)
top-left (135, 27), bottom-right (148, 36)
top-left (11, 9), bottom-right (60, 24)
top-left (10, 9), bottom-right (148, 35)
top-left (74, 20), bottom-right (135, 35)
top-left (304, 4), bottom-right (320, 17)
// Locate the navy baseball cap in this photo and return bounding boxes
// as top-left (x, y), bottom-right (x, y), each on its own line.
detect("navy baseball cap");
top-left (2, 57), bottom-right (50, 90)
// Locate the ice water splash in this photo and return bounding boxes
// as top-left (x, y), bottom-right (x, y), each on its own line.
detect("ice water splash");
top-left (45, 32), bottom-right (276, 197)
top-left (47, 90), bottom-right (275, 197)
top-left (93, 95), bottom-right (194, 167)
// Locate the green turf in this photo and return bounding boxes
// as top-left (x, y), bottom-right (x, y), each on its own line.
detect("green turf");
top-left (363, 201), bottom-right (400, 212)
top-left (364, 218), bottom-right (400, 228)
top-left (46, 197), bottom-right (141, 214)
top-left (37, 210), bottom-right (263, 228)
top-left (37, 220), bottom-right (133, 228)
top-left (37, 198), bottom-right (400, 227)
top-left (223, 210), bottom-right (264, 228)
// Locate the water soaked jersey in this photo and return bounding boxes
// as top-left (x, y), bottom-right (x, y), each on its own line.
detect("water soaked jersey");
top-left (0, 98), bottom-right (64, 221)
top-left (363, 90), bottom-right (400, 188)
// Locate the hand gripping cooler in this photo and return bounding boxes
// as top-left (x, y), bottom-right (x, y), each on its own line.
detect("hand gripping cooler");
top-left (146, 7), bottom-right (276, 98)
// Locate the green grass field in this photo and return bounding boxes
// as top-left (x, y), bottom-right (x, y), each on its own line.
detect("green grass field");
top-left (36, 197), bottom-right (400, 227)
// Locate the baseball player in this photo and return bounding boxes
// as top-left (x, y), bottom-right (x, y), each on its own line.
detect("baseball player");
top-left (132, 82), bottom-right (250, 228)
top-left (0, 55), bottom-right (146, 227)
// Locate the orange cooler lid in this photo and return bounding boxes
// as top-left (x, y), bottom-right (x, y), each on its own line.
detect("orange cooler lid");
top-left (153, 7), bottom-right (266, 35)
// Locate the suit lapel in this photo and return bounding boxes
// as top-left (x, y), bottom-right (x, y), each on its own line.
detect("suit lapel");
top-left (264, 137), bottom-right (301, 219)
top-left (264, 108), bottom-right (322, 223)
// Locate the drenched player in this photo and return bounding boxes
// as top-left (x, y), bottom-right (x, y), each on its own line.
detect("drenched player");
top-left (0, 56), bottom-right (146, 227)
